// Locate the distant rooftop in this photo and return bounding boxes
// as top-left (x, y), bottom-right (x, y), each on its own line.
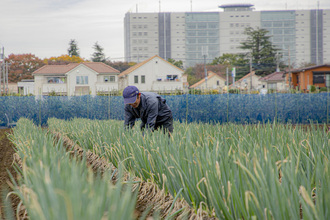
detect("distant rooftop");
top-left (219, 3), bottom-right (254, 11)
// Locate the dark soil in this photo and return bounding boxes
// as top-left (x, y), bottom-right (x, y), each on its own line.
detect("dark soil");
top-left (0, 128), bottom-right (20, 219)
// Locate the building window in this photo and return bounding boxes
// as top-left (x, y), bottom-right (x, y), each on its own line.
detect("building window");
top-left (313, 73), bottom-right (325, 84)
top-left (217, 80), bottom-right (219, 86)
top-left (47, 77), bottom-right (66, 84)
top-left (104, 76), bottom-right (115, 83)
top-left (76, 76), bottom-right (88, 85)
top-left (166, 75), bottom-right (178, 81)
top-left (134, 75), bottom-right (139, 83)
top-left (268, 83), bottom-right (277, 90)
top-left (141, 75), bottom-right (145, 83)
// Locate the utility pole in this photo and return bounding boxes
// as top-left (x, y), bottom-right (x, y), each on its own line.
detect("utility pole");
top-left (0, 48), bottom-right (2, 95)
top-left (276, 52), bottom-right (280, 72)
top-left (5, 61), bottom-right (9, 93)
top-left (250, 53), bottom-right (253, 90)
top-left (316, 1), bottom-right (319, 65)
top-left (202, 46), bottom-right (208, 89)
top-left (288, 45), bottom-right (292, 90)
top-left (226, 67), bottom-right (229, 86)
top-left (0, 47), bottom-right (4, 95)
top-left (232, 67), bottom-right (236, 86)
top-left (164, 13), bottom-right (166, 60)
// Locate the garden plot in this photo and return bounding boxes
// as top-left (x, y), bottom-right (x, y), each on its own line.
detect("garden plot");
top-left (2, 118), bottom-right (330, 219)
top-left (48, 118), bottom-right (330, 220)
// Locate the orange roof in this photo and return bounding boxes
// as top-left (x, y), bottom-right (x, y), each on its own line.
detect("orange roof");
top-left (259, 71), bottom-right (285, 82)
top-left (83, 62), bottom-right (119, 74)
top-left (190, 71), bottom-right (225, 88)
top-left (118, 55), bottom-right (183, 77)
top-left (291, 64), bottom-right (330, 73)
top-left (33, 63), bottom-right (78, 75)
top-left (33, 62), bottom-right (119, 75)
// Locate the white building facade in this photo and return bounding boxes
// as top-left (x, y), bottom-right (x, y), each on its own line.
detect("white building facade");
top-left (33, 63), bottom-right (120, 96)
top-left (118, 55), bottom-right (186, 92)
top-left (124, 4), bottom-right (330, 68)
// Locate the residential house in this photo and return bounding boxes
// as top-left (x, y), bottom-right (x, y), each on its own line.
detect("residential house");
top-left (285, 64), bottom-right (330, 91)
top-left (18, 79), bottom-right (35, 95)
top-left (189, 71), bottom-right (226, 90)
top-left (33, 62), bottom-right (120, 96)
top-left (232, 71), bottom-right (262, 90)
top-left (118, 55), bottom-right (186, 92)
top-left (259, 71), bottom-right (286, 91)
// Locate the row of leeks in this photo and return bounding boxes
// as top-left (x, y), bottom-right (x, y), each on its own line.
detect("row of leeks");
top-left (5, 118), bottom-right (137, 220)
top-left (48, 118), bottom-right (330, 219)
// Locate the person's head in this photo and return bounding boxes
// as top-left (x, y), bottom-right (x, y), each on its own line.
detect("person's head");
top-left (123, 86), bottom-right (141, 108)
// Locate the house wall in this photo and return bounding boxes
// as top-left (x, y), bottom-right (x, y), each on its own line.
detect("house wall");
top-left (34, 75), bottom-right (67, 95)
top-left (125, 57), bottom-right (184, 92)
top-left (302, 66), bottom-right (330, 90)
top-left (194, 76), bottom-right (226, 90)
top-left (267, 81), bottom-right (286, 91)
top-left (1, 83), bottom-right (18, 94)
top-left (235, 74), bottom-right (262, 90)
top-left (290, 66), bottom-right (330, 91)
top-left (96, 75), bottom-right (119, 92)
top-left (17, 82), bottom-right (34, 95)
top-left (67, 65), bottom-right (97, 96)
top-left (34, 75), bottom-right (44, 96)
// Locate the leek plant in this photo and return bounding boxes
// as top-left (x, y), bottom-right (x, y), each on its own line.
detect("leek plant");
top-left (8, 118), bottom-right (137, 220)
top-left (48, 118), bottom-right (330, 219)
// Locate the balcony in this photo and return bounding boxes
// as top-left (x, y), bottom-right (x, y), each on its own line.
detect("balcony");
top-left (96, 82), bottom-right (118, 92)
top-left (42, 84), bottom-right (67, 94)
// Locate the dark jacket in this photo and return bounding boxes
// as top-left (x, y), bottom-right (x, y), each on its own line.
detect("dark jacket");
top-left (124, 92), bottom-right (172, 131)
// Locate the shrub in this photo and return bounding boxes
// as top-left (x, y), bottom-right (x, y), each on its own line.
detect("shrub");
top-left (320, 87), bottom-right (329, 92)
top-left (228, 89), bottom-right (240, 94)
top-left (189, 89), bottom-right (202, 95)
top-left (310, 85), bottom-right (316, 93)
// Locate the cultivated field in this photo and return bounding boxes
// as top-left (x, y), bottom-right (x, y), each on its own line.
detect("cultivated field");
top-left (1, 118), bottom-right (329, 219)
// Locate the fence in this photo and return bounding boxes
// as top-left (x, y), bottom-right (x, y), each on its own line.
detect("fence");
top-left (0, 93), bottom-right (329, 126)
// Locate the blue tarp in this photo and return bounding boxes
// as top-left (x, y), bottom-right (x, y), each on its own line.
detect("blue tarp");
top-left (0, 93), bottom-right (329, 126)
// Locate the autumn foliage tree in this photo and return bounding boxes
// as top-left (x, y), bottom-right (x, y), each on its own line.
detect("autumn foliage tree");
top-left (44, 55), bottom-right (86, 65)
top-left (6, 54), bottom-right (45, 83)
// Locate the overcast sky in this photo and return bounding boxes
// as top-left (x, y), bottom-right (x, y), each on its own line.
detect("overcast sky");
top-left (0, 0), bottom-right (329, 61)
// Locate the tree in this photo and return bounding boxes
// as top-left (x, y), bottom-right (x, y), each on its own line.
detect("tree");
top-left (239, 27), bottom-right (279, 75)
top-left (6, 54), bottom-right (45, 83)
top-left (68, 39), bottom-right (80, 57)
top-left (184, 63), bottom-right (227, 85)
top-left (298, 62), bottom-right (316, 68)
top-left (91, 42), bottom-right (106, 62)
top-left (211, 53), bottom-right (249, 79)
top-left (104, 61), bottom-right (136, 72)
top-left (44, 54), bottom-right (86, 65)
top-left (167, 58), bottom-right (183, 69)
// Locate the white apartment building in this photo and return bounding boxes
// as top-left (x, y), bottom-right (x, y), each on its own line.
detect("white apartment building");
top-left (124, 3), bottom-right (330, 68)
